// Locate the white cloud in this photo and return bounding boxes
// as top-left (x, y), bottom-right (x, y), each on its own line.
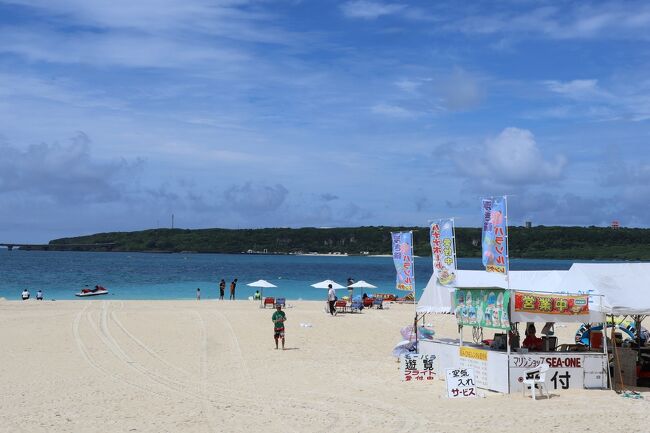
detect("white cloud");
top-left (340, 1), bottom-right (405, 20)
top-left (370, 103), bottom-right (415, 118)
top-left (453, 127), bottom-right (567, 188)
top-left (223, 182), bottom-right (289, 214)
top-left (394, 79), bottom-right (421, 94)
top-left (448, 3), bottom-right (650, 41)
top-left (0, 133), bottom-right (141, 204)
top-left (544, 79), bottom-right (609, 100)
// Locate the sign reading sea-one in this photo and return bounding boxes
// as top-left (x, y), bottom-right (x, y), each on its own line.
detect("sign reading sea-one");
top-left (509, 353), bottom-right (607, 392)
top-left (513, 291), bottom-right (589, 316)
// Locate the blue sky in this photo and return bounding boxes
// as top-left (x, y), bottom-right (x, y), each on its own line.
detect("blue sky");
top-left (1, 0), bottom-right (649, 242)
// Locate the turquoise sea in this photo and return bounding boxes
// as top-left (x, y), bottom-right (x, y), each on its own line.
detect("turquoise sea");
top-left (0, 250), bottom-right (576, 301)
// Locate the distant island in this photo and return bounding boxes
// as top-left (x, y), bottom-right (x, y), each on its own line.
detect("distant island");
top-left (15, 226), bottom-right (650, 260)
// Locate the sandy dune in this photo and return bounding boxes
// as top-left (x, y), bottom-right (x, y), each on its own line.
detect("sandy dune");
top-left (0, 299), bottom-right (647, 432)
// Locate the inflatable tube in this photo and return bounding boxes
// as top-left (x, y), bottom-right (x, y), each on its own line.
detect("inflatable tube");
top-left (575, 323), bottom-right (635, 345)
top-left (392, 340), bottom-right (417, 357)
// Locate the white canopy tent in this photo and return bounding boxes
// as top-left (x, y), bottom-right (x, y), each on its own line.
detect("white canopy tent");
top-left (417, 270), bottom-right (568, 314)
top-left (561, 263), bottom-right (650, 316)
top-left (418, 263), bottom-right (650, 321)
top-left (417, 269), bottom-right (605, 322)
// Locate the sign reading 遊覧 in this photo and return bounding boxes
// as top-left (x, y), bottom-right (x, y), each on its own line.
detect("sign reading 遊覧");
top-left (446, 367), bottom-right (477, 398)
top-left (400, 354), bottom-right (436, 382)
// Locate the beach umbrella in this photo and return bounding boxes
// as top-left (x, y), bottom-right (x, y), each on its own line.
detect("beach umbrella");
top-left (247, 279), bottom-right (277, 306)
top-left (311, 280), bottom-right (345, 289)
top-left (347, 280), bottom-right (377, 299)
top-left (348, 280), bottom-right (377, 289)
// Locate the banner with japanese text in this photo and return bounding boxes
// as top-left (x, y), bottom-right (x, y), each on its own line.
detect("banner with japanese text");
top-left (391, 231), bottom-right (415, 292)
top-left (454, 288), bottom-right (510, 330)
top-left (481, 196), bottom-right (508, 274)
top-left (514, 291), bottom-right (589, 316)
top-left (400, 353), bottom-right (437, 381)
top-left (430, 219), bottom-right (457, 286)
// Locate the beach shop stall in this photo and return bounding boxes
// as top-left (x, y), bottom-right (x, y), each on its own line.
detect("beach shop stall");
top-left (559, 263), bottom-right (650, 388)
top-left (417, 269), bottom-right (609, 394)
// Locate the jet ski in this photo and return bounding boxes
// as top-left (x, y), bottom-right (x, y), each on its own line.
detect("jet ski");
top-left (75, 285), bottom-right (109, 297)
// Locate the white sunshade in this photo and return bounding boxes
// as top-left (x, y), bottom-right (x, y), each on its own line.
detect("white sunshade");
top-left (311, 280), bottom-right (345, 289)
top-left (246, 279), bottom-right (277, 288)
top-left (561, 263), bottom-right (650, 316)
top-left (348, 280), bottom-right (377, 289)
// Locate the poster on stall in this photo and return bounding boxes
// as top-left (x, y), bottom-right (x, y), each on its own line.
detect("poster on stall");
top-left (392, 231), bottom-right (415, 292)
top-left (400, 353), bottom-right (436, 381)
top-left (514, 291), bottom-right (589, 316)
top-left (509, 353), bottom-right (607, 392)
top-left (454, 288), bottom-right (510, 330)
top-left (445, 368), bottom-right (478, 398)
top-left (481, 197), bottom-right (508, 274)
top-left (430, 219), bottom-right (457, 286)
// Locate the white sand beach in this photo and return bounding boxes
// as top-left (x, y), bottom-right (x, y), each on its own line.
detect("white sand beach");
top-left (0, 299), bottom-right (647, 433)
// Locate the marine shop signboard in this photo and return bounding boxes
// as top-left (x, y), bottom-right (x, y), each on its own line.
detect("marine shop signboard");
top-left (513, 291), bottom-right (589, 316)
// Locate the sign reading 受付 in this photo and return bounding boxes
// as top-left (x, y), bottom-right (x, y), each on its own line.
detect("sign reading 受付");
top-left (400, 353), bottom-right (436, 382)
top-left (445, 367), bottom-right (477, 398)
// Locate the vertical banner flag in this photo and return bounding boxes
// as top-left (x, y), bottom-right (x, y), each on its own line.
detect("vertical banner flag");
top-left (392, 231), bottom-right (415, 292)
top-left (430, 219), bottom-right (457, 286)
top-left (481, 196), bottom-right (508, 274)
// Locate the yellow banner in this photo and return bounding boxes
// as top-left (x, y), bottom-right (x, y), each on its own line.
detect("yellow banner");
top-left (459, 346), bottom-right (487, 361)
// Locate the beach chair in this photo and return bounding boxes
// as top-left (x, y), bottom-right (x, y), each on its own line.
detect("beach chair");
top-left (362, 297), bottom-right (373, 308)
top-left (275, 297), bottom-right (286, 308)
top-left (350, 296), bottom-right (363, 313)
top-left (335, 300), bottom-right (348, 314)
top-left (372, 298), bottom-right (383, 309)
top-left (263, 297), bottom-right (275, 308)
top-left (522, 363), bottom-right (550, 400)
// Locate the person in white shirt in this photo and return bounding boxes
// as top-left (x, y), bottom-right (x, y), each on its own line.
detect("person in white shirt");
top-left (21, 289), bottom-right (30, 300)
top-left (327, 284), bottom-right (337, 316)
top-left (36, 290), bottom-right (43, 301)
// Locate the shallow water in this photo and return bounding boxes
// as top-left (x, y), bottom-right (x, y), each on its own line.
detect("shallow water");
top-left (0, 250), bottom-right (574, 300)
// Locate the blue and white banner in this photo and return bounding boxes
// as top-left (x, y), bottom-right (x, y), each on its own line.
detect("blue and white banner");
top-left (392, 231), bottom-right (415, 292)
top-left (430, 219), bottom-right (457, 286)
top-left (481, 197), bottom-right (508, 274)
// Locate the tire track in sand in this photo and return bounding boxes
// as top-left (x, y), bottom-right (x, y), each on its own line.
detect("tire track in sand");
top-left (72, 302), bottom-right (167, 398)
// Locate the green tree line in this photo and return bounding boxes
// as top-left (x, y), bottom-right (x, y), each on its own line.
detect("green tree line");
top-left (33, 226), bottom-right (650, 260)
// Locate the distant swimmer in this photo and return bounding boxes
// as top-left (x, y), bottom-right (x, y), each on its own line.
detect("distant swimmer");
top-left (197, 287), bottom-right (201, 300)
top-left (36, 290), bottom-right (43, 301)
top-left (219, 279), bottom-right (225, 300)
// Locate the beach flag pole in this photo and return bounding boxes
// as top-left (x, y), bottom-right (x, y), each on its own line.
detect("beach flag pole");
top-left (411, 230), bottom-right (419, 352)
top-left (504, 196), bottom-right (511, 357)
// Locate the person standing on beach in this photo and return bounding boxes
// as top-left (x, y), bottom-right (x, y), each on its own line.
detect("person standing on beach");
top-left (272, 305), bottom-right (286, 349)
top-left (347, 277), bottom-right (354, 301)
top-left (230, 278), bottom-right (237, 300)
top-left (219, 279), bottom-right (226, 300)
top-left (196, 288), bottom-right (201, 300)
top-left (327, 284), bottom-right (336, 316)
